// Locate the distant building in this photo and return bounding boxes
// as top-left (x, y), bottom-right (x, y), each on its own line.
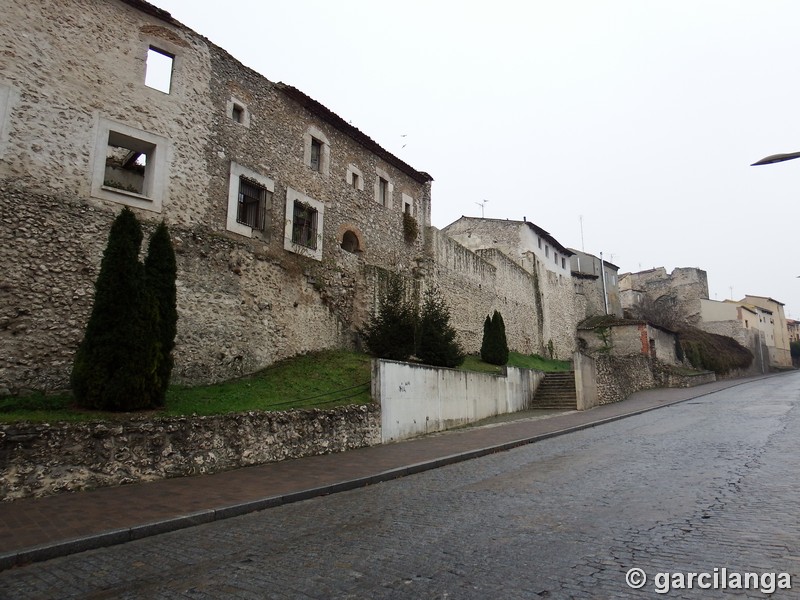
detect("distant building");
top-left (568, 249), bottom-right (622, 318)
top-left (742, 296), bottom-right (792, 368)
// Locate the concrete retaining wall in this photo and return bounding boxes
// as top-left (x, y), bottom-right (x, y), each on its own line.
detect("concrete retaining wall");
top-left (374, 359), bottom-right (544, 442)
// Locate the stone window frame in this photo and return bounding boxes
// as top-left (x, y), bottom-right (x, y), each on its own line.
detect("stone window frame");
top-left (0, 82), bottom-right (14, 157)
top-left (226, 162), bottom-right (274, 240)
top-left (139, 34), bottom-right (184, 96)
top-left (90, 117), bottom-right (169, 213)
top-left (303, 125), bottom-right (330, 175)
top-left (226, 97), bottom-right (250, 128)
top-left (346, 164), bottom-right (364, 190)
top-left (338, 224), bottom-right (365, 254)
top-left (284, 187), bottom-right (324, 261)
top-left (374, 167), bottom-right (393, 208)
top-left (401, 192), bottom-right (414, 216)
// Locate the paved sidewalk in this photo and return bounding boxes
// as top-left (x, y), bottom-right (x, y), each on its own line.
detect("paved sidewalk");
top-left (0, 375), bottom-right (775, 571)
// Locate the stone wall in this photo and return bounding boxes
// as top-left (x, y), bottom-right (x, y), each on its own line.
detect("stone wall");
top-left (619, 267), bottom-right (709, 325)
top-left (593, 354), bottom-right (715, 405)
top-left (0, 0), bottom-right (432, 391)
top-left (0, 403), bottom-right (380, 501)
top-left (698, 320), bottom-right (768, 376)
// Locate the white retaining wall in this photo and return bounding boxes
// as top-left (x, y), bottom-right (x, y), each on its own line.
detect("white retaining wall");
top-left (373, 359), bottom-right (544, 443)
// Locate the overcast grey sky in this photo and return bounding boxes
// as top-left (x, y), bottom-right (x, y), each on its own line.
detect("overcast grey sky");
top-left (154, 0), bottom-right (800, 318)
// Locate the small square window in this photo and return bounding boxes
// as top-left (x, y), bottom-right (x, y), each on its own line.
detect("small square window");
top-left (104, 135), bottom-right (150, 196)
top-left (292, 201), bottom-right (318, 249)
top-left (237, 177), bottom-right (269, 231)
top-left (145, 47), bottom-right (174, 93)
top-left (310, 138), bottom-right (322, 172)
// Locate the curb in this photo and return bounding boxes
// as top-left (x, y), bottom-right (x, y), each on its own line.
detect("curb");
top-left (0, 374), bottom-right (778, 571)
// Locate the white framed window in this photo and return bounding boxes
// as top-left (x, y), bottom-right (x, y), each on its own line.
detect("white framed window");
top-left (226, 162), bottom-right (273, 239)
top-left (284, 187), bottom-right (324, 261)
top-left (346, 164), bottom-right (364, 190)
top-left (303, 126), bottom-right (330, 175)
top-left (91, 118), bottom-right (168, 212)
top-left (226, 97), bottom-right (250, 127)
top-left (374, 167), bottom-right (393, 208)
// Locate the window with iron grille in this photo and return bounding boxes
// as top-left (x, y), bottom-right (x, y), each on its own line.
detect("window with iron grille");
top-left (291, 201), bottom-right (317, 249)
top-left (237, 176), bottom-right (268, 231)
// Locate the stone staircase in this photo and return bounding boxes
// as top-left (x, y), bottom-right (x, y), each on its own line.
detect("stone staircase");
top-left (532, 371), bottom-right (577, 410)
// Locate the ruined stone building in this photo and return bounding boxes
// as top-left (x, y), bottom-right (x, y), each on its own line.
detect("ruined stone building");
top-left (699, 299), bottom-right (770, 373)
top-left (1, 0), bottom-right (587, 395)
top-left (1, 0), bottom-right (433, 392)
top-left (619, 267), bottom-right (709, 326)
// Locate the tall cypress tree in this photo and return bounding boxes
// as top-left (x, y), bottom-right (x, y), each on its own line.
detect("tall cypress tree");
top-left (144, 221), bottom-right (178, 405)
top-left (480, 309), bottom-right (509, 366)
top-left (71, 208), bottom-right (160, 411)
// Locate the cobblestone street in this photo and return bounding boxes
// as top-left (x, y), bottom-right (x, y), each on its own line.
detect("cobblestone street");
top-left (1, 374), bottom-right (798, 599)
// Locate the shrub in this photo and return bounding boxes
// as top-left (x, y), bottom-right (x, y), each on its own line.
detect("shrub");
top-left (71, 208), bottom-right (161, 411)
top-left (480, 310), bottom-right (509, 366)
top-left (144, 221), bottom-right (178, 406)
top-left (361, 274), bottom-right (416, 361)
top-left (417, 285), bottom-right (464, 368)
top-left (677, 327), bottom-right (753, 375)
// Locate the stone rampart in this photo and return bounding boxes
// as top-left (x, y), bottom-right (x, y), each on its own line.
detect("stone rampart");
top-left (0, 403), bottom-right (380, 501)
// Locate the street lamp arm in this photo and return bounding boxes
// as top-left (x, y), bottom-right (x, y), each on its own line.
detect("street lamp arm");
top-left (751, 151), bottom-right (800, 166)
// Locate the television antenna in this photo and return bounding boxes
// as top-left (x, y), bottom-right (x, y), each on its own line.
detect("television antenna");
top-left (475, 199), bottom-right (489, 218)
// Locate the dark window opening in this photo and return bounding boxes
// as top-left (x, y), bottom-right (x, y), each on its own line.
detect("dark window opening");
top-left (378, 177), bottom-right (388, 205)
top-left (237, 176), bottom-right (269, 231)
top-left (352, 173), bottom-right (359, 189)
top-left (232, 104), bottom-right (244, 123)
top-left (404, 202), bottom-right (412, 215)
top-left (292, 201), bottom-right (317, 249)
top-left (310, 138), bottom-right (322, 171)
top-left (145, 47), bottom-right (174, 93)
top-left (341, 230), bottom-right (360, 253)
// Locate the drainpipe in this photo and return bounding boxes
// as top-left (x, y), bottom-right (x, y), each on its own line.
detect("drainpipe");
top-left (600, 252), bottom-right (609, 315)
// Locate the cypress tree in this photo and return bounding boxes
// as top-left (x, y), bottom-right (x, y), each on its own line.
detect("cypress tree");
top-left (480, 309), bottom-right (509, 366)
top-left (416, 285), bottom-right (464, 368)
top-left (361, 274), bottom-right (416, 361)
top-left (144, 221), bottom-right (178, 406)
top-left (71, 208), bottom-right (161, 411)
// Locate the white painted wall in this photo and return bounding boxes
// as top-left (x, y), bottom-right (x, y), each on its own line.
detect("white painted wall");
top-left (373, 359), bottom-right (544, 443)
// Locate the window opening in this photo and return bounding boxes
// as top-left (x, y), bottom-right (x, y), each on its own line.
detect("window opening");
top-left (341, 230), bottom-right (360, 253)
top-left (292, 201), bottom-right (317, 249)
top-left (378, 177), bottom-right (388, 206)
top-left (232, 104), bottom-right (244, 123)
top-left (310, 138), bottom-right (322, 171)
top-left (145, 47), bottom-right (174, 93)
top-left (352, 173), bottom-right (360, 189)
top-left (104, 132), bottom-right (154, 195)
top-left (237, 176), bottom-right (269, 231)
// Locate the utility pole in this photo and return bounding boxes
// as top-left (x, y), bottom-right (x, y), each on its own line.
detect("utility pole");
top-left (600, 252), bottom-right (609, 315)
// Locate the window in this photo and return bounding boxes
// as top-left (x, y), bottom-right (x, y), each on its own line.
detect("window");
top-left (226, 97), bottom-right (250, 127)
top-left (545, 245), bottom-right (550, 258)
top-left (554, 252), bottom-right (558, 264)
top-left (561, 257), bottom-right (566, 269)
top-left (92, 118), bottom-right (168, 212)
top-left (402, 193), bottom-right (414, 216)
top-left (226, 162), bottom-right (274, 239)
top-left (346, 164), bottom-right (364, 190)
top-left (145, 47), bottom-right (174, 93)
top-left (537, 237), bottom-right (542, 249)
top-left (291, 201), bottom-right (317, 248)
top-left (374, 168), bottom-right (393, 207)
top-left (378, 177), bottom-right (388, 205)
top-left (237, 177), bottom-right (269, 231)
top-left (303, 126), bottom-right (330, 175)
top-left (284, 187), bottom-right (324, 261)
top-left (341, 230), bottom-right (360, 253)
top-left (310, 138), bottom-right (322, 172)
